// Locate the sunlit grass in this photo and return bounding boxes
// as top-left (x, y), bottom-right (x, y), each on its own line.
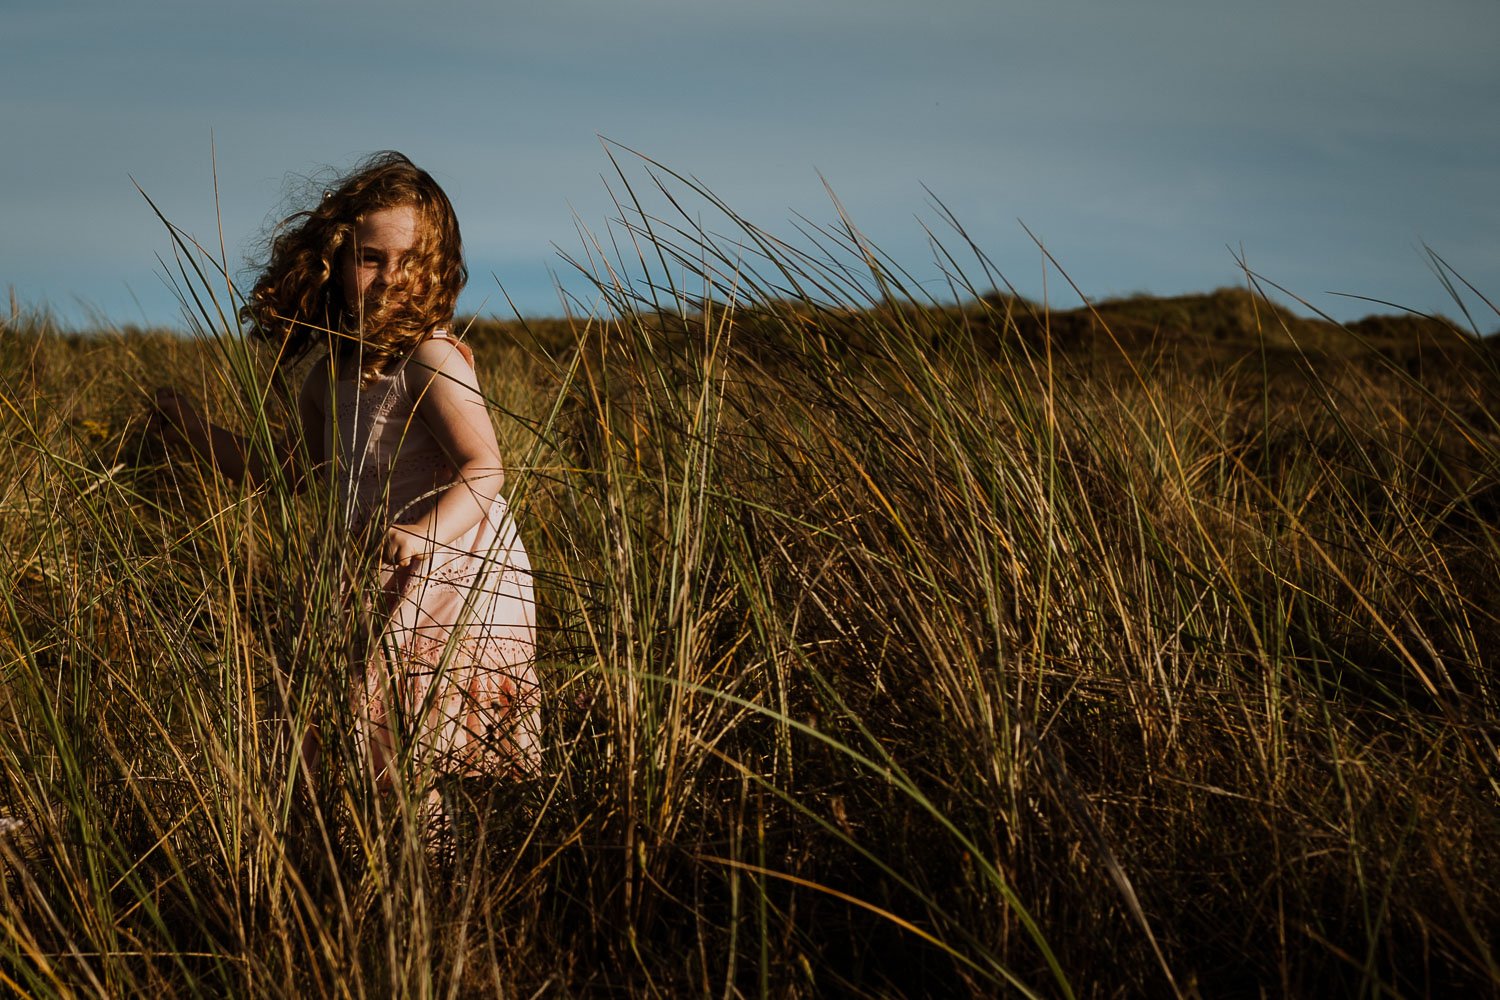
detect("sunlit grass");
top-left (0, 156), bottom-right (1497, 996)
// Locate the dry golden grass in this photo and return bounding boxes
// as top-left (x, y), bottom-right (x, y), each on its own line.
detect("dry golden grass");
top-left (1, 171), bottom-right (1497, 996)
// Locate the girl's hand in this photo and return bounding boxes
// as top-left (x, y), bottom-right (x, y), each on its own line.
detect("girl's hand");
top-left (152, 387), bottom-right (202, 447)
top-left (381, 524), bottom-right (429, 568)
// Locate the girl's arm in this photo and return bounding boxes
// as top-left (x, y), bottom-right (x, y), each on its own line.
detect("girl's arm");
top-left (153, 387), bottom-right (268, 483)
top-left (381, 338), bottom-right (505, 567)
top-left (154, 366), bottom-right (329, 488)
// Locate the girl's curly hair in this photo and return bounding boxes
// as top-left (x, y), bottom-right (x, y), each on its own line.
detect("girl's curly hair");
top-left (242, 151), bottom-right (466, 384)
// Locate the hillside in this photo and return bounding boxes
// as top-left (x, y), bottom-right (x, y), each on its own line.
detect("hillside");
top-left (1, 283), bottom-right (1497, 995)
top-left (452, 285), bottom-right (1490, 371)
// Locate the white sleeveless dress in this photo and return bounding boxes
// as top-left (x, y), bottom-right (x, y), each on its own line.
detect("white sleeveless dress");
top-left (328, 331), bottom-right (538, 778)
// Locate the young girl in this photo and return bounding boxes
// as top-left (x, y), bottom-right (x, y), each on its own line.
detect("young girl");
top-left (154, 151), bottom-right (538, 789)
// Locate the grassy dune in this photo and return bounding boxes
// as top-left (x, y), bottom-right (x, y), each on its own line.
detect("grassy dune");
top-left (1, 179), bottom-right (1498, 996)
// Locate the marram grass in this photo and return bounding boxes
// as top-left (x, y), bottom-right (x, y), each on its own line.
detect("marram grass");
top-left (0, 167), bottom-right (1497, 997)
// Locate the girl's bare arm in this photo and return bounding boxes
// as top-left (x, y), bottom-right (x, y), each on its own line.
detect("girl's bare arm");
top-left (153, 366), bottom-right (328, 488)
top-left (381, 338), bottom-right (505, 566)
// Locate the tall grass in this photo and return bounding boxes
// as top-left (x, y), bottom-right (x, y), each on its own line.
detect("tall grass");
top-left (1, 159), bottom-right (1497, 996)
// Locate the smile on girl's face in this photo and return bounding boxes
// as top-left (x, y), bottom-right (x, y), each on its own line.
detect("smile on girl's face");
top-left (340, 204), bottom-right (421, 313)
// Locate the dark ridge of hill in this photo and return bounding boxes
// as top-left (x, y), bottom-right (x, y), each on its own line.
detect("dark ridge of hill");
top-left (969, 286), bottom-right (1485, 363)
top-left (457, 286), bottom-right (1490, 373)
top-left (7, 287), bottom-right (1485, 374)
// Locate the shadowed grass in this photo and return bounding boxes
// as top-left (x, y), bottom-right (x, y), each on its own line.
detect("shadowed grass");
top-left (0, 155), bottom-right (1497, 996)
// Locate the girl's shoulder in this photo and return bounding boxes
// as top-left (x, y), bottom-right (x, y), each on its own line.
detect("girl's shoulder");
top-left (411, 328), bottom-right (477, 372)
top-left (402, 330), bottom-right (482, 403)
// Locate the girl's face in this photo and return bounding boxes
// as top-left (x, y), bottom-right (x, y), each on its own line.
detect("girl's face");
top-left (339, 204), bottom-right (421, 315)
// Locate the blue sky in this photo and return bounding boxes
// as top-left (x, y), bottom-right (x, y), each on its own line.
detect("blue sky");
top-left (4, 0), bottom-right (1497, 328)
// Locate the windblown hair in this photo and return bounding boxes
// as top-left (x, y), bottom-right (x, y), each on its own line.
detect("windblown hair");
top-left (242, 151), bottom-right (467, 383)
